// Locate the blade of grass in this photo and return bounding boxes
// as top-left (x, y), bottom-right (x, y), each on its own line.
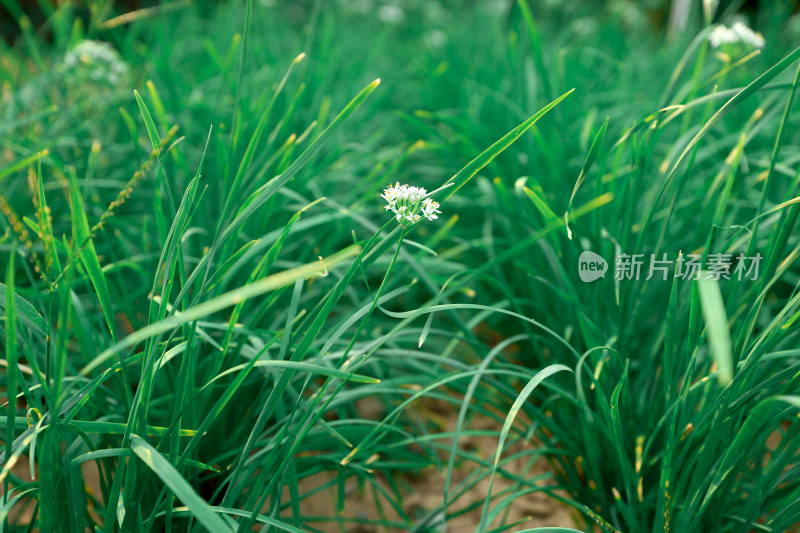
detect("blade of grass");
top-left (3, 244), bottom-right (18, 527)
top-left (477, 364), bottom-right (571, 533)
top-left (68, 169), bottom-right (119, 343)
top-left (81, 245), bottom-right (360, 375)
top-left (697, 277), bottom-right (733, 385)
top-left (130, 435), bottom-right (234, 533)
top-left (441, 89), bottom-right (574, 201)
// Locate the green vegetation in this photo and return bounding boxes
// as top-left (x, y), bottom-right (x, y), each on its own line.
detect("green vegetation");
top-left (2, 0), bottom-right (800, 531)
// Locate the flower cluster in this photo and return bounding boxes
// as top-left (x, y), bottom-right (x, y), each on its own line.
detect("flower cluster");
top-left (709, 21), bottom-right (765, 49)
top-left (60, 40), bottom-right (130, 86)
top-left (381, 183), bottom-right (441, 225)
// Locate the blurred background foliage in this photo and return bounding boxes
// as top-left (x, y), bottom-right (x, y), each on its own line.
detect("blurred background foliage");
top-left (2, 0), bottom-right (799, 44)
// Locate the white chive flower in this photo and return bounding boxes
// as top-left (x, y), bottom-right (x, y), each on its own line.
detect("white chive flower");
top-left (381, 182), bottom-right (441, 226)
top-left (731, 21), bottom-right (765, 49)
top-left (62, 40), bottom-right (130, 85)
top-left (708, 22), bottom-right (764, 49)
top-left (709, 25), bottom-right (736, 47)
top-left (421, 198), bottom-right (441, 220)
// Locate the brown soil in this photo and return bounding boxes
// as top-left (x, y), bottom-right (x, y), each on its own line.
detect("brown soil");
top-left (286, 397), bottom-right (577, 532)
